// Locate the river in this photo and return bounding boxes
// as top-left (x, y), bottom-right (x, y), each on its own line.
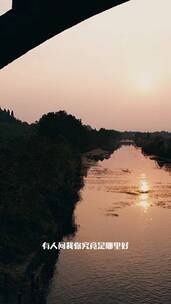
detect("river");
top-left (47, 145), bottom-right (171, 304)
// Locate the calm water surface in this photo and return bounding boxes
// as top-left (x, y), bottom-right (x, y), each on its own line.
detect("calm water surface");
top-left (48, 145), bottom-right (171, 304)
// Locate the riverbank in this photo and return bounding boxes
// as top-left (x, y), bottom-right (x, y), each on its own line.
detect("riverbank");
top-left (0, 147), bottom-right (117, 304)
top-left (82, 148), bottom-right (112, 169)
top-left (0, 109), bottom-right (121, 303)
top-left (132, 132), bottom-right (171, 167)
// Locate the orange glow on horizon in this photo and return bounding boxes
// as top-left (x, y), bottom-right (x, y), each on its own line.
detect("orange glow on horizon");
top-left (0, 0), bottom-right (171, 131)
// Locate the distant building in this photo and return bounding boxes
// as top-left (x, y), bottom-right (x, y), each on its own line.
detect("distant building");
top-left (120, 139), bottom-right (135, 146)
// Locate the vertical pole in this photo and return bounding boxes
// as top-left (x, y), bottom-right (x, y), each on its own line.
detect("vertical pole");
top-left (30, 271), bottom-right (36, 303)
top-left (3, 274), bottom-right (9, 303)
top-left (4, 273), bottom-right (8, 290)
top-left (17, 291), bottom-right (22, 304)
top-left (31, 272), bottom-right (35, 290)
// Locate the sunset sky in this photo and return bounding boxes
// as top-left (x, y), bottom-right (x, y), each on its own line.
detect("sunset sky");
top-left (0, 0), bottom-right (171, 131)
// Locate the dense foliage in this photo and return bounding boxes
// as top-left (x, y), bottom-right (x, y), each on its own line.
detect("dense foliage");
top-left (0, 108), bottom-right (121, 278)
top-left (134, 132), bottom-right (171, 160)
top-left (37, 111), bottom-right (121, 151)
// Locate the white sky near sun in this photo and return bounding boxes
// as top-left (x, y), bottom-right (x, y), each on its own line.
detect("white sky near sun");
top-left (0, 0), bottom-right (171, 131)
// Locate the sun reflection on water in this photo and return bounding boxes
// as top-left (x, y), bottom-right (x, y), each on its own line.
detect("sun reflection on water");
top-left (138, 193), bottom-right (151, 211)
top-left (138, 174), bottom-right (150, 193)
top-left (137, 174), bottom-right (151, 211)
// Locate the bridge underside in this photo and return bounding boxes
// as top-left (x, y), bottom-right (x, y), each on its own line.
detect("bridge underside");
top-left (0, 1), bottom-right (129, 69)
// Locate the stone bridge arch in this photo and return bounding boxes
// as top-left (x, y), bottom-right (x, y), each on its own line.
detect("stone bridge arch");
top-left (0, 0), bottom-right (129, 69)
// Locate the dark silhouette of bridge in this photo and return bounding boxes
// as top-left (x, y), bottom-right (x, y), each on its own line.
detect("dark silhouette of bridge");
top-left (0, 0), bottom-right (129, 69)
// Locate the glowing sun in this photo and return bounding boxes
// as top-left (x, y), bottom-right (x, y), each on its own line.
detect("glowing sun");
top-left (137, 73), bottom-right (153, 91)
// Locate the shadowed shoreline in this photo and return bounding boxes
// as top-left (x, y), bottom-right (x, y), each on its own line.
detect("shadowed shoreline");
top-left (0, 109), bottom-right (121, 303)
